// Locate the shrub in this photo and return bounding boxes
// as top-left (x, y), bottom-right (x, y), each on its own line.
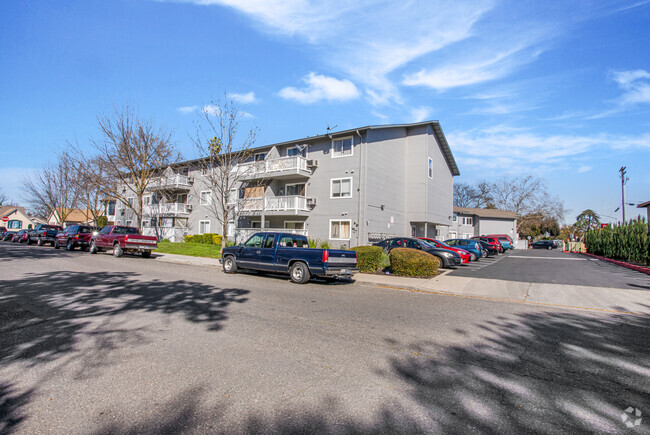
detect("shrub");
top-left (351, 246), bottom-right (383, 273)
top-left (389, 248), bottom-right (439, 277)
top-left (308, 238), bottom-right (319, 248)
top-left (212, 234), bottom-right (223, 246)
top-left (202, 233), bottom-right (215, 244)
top-left (192, 235), bottom-right (203, 243)
top-left (379, 252), bottom-right (390, 269)
top-left (585, 218), bottom-right (648, 265)
top-left (225, 240), bottom-right (237, 247)
top-left (319, 240), bottom-right (330, 249)
top-left (95, 215), bottom-right (108, 228)
top-left (184, 235), bottom-right (193, 243)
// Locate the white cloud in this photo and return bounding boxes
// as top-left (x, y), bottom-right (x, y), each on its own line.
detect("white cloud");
top-left (177, 105), bottom-right (198, 113)
top-left (202, 104), bottom-right (221, 116)
top-left (227, 91), bottom-right (258, 104)
top-left (577, 165), bottom-right (592, 173)
top-left (410, 106), bottom-right (432, 122)
top-left (279, 73), bottom-right (360, 104)
top-left (611, 69), bottom-right (650, 106)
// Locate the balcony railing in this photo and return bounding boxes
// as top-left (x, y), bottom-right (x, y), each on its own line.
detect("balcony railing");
top-left (236, 156), bottom-right (311, 180)
top-left (143, 203), bottom-right (191, 216)
top-left (238, 195), bottom-right (310, 213)
top-left (235, 227), bottom-right (308, 242)
top-left (147, 174), bottom-right (192, 191)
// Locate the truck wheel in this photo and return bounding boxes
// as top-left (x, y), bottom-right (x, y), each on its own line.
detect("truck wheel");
top-left (37, 238), bottom-right (44, 246)
top-left (222, 256), bottom-right (237, 274)
top-left (90, 241), bottom-right (97, 254)
top-left (290, 262), bottom-right (310, 284)
top-left (66, 239), bottom-right (75, 251)
top-left (113, 244), bottom-right (124, 258)
top-left (54, 239), bottom-right (60, 249)
top-left (142, 250), bottom-right (151, 258)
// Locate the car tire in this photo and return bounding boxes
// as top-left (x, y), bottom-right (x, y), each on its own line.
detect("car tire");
top-left (113, 244), bottom-right (123, 258)
top-left (54, 239), bottom-right (60, 249)
top-left (37, 238), bottom-right (44, 247)
top-left (66, 239), bottom-right (75, 251)
top-left (222, 255), bottom-right (237, 274)
top-left (547, 245), bottom-right (552, 250)
top-left (470, 252), bottom-right (477, 261)
top-left (290, 261), bottom-right (310, 284)
top-left (90, 241), bottom-right (97, 254)
top-left (142, 250), bottom-right (151, 258)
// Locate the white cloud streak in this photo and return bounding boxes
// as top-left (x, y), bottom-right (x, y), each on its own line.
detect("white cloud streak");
top-left (177, 105), bottom-right (198, 113)
top-left (227, 91), bottom-right (258, 104)
top-left (279, 73), bottom-right (360, 104)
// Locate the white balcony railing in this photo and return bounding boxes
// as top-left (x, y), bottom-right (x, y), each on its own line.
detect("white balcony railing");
top-left (236, 156), bottom-right (310, 179)
top-left (147, 174), bottom-right (191, 191)
top-left (143, 203), bottom-right (190, 216)
top-left (238, 195), bottom-right (310, 213)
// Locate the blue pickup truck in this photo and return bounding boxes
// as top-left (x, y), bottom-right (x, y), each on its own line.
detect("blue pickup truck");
top-left (220, 232), bottom-right (359, 284)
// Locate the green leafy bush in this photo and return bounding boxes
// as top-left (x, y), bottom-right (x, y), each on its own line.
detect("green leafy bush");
top-left (95, 215), bottom-right (108, 228)
top-left (319, 240), bottom-right (330, 249)
top-left (389, 248), bottom-right (439, 277)
top-left (212, 234), bottom-right (223, 246)
top-left (184, 235), bottom-right (193, 243)
top-left (585, 218), bottom-right (648, 265)
top-left (225, 240), bottom-right (237, 247)
top-left (379, 252), bottom-right (390, 269)
top-left (308, 238), bottom-right (319, 248)
top-left (351, 246), bottom-right (383, 273)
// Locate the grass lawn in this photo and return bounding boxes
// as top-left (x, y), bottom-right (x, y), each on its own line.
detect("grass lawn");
top-left (154, 241), bottom-right (222, 259)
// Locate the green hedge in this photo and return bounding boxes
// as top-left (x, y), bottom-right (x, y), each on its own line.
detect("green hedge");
top-left (351, 246), bottom-right (383, 273)
top-left (585, 218), bottom-right (649, 265)
top-left (389, 248), bottom-right (439, 277)
top-left (184, 233), bottom-right (222, 245)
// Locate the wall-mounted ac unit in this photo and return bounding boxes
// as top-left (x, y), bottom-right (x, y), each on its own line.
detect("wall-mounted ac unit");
top-left (188, 176), bottom-right (194, 184)
top-left (307, 159), bottom-right (318, 167)
top-left (186, 204), bottom-right (193, 211)
top-left (306, 197), bottom-right (317, 206)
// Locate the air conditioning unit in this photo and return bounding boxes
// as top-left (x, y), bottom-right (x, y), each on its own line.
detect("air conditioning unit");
top-left (186, 204), bottom-right (193, 211)
top-left (306, 159), bottom-right (318, 168)
top-left (306, 197), bottom-right (317, 206)
top-left (188, 176), bottom-right (194, 184)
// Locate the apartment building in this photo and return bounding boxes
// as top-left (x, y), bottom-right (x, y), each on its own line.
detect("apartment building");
top-left (449, 207), bottom-right (518, 240)
top-left (112, 121), bottom-right (460, 248)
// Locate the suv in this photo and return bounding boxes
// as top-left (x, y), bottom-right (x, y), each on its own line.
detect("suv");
top-left (55, 225), bottom-right (95, 251)
top-left (471, 236), bottom-right (504, 253)
top-left (29, 224), bottom-right (64, 246)
top-left (531, 240), bottom-right (556, 250)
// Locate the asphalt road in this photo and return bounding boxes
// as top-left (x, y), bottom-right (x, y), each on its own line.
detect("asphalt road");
top-left (1, 242), bottom-right (648, 434)
top-left (450, 248), bottom-right (650, 290)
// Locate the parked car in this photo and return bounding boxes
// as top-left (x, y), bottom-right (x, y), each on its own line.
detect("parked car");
top-left (531, 240), bottom-right (556, 250)
top-left (485, 234), bottom-right (514, 250)
top-left (55, 225), bottom-right (94, 251)
top-left (444, 238), bottom-right (486, 260)
top-left (474, 239), bottom-right (499, 256)
top-left (90, 225), bottom-right (158, 258)
top-left (0, 226), bottom-right (6, 234)
top-left (373, 237), bottom-right (462, 268)
top-left (417, 237), bottom-right (472, 263)
top-left (220, 232), bottom-right (358, 283)
top-left (2, 231), bottom-right (17, 241)
top-left (29, 224), bottom-right (64, 246)
top-left (471, 236), bottom-right (504, 253)
top-left (12, 229), bottom-right (30, 243)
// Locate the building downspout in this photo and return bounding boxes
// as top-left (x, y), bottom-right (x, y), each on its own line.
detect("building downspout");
top-left (356, 130), bottom-right (365, 246)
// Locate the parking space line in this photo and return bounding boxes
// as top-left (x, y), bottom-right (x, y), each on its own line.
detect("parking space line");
top-left (508, 256), bottom-right (588, 260)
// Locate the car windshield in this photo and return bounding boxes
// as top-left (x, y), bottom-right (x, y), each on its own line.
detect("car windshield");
top-left (419, 240), bottom-right (437, 249)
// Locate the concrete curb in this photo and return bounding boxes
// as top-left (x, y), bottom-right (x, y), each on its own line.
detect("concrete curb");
top-left (578, 252), bottom-right (650, 275)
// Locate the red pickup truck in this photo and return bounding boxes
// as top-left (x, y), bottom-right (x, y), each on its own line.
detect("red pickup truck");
top-left (89, 225), bottom-right (158, 258)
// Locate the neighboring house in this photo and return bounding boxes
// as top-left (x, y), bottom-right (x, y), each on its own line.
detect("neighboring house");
top-left (449, 207), bottom-right (518, 240)
top-left (112, 121), bottom-right (460, 247)
top-left (0, 205), bottom-right (34, 230)
top-left (47, 208), bottom-right (96, 227)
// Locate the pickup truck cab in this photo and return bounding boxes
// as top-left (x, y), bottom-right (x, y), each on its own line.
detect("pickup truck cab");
top-left (29, 224), bottom-right (63, 246)
top-left (90, 225), bottom-right (158, 258)
top-left (220, 232), bottom-right (358, 284)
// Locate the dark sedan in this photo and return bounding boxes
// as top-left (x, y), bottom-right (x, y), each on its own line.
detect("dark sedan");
top-left (373, 237), bottom-right (462, 268)
top-left (2, 231), bottom-right (16, 241)
top-left (531, 240), bottom-right (556, 250)
top-left (12, 229), bottom-right (30, 243)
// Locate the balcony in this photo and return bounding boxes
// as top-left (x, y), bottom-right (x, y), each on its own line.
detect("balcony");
top-left (235, 227), bottom-right (308, 242)
top-left (147, 174), bottom-right (192, 191)
top-left (143, 203), bottom-right (191, 216)
top-left (239, 195), bottom-right (310, 214)
top-left (236, 156), bottom-right (312, 180)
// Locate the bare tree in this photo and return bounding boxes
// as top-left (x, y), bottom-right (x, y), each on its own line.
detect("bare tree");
top-left (489, 175), bottom-right (546, 215)
top-left (191, 97), bottom-right (259, 239)
top-left (453, 182), bottom-right (493, 208)
top-left (23, 153), bottom-right (80, 224)
top-left (72, 152), bottom-right (116, 225)
top-left (0, 188), bottom-right (6, 205)
top-left (92, 106), bottom-right (179, 228)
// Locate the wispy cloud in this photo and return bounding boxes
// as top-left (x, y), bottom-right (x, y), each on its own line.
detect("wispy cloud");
top-left (279, 73), bottom-right (360, 104)
top-left (177, 105), bottom-right (198, 113)
top-left (410, 106), bottom-right (432, 122)
top-left (227, 91), bottom-right (258, 104)
top-left (577, 165), bottom-right (592, 173)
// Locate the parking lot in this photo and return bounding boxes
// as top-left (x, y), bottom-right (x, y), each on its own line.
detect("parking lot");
top-left (450, 248), bottom-right (650, 290)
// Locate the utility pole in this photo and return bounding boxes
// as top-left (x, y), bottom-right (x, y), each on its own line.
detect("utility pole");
top-left (619, 166), bottom-right (628, 224)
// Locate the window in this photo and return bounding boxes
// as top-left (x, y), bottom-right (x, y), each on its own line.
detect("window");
top-left (127, 197), bottom-right (134, 206)
top-left (330, 219), bottom-right (351, 240)
top-left (200, 191), bottom-right (212, 205)
top-left (332, 137), bottom-right (353, 158)
top-left (330, 177), bottom-right (352, 198)
top-left (244, 233), bottom-right (264, 248)
top-left (7, 220), bottom-right (21, 229)
top-left (199, 220), bottom-right (210, 234)
top-left (177, 193), bottom-right (187, 203)
top-left (285, 183), bottom-right (305, 196)
top-left (448, 231), bottom-right (457, 239)
top-left (99, 226), bottom-right (112, 235)
top-left (107, 201), bottom-right (116, 216)
top-left (284, 221), bottom-right (304, 230)
top-left (144, 196), bottom-right (151, 206)
top-left (263, 234), bottom-right (275, 249)
top-left (125, 220), bottom-right (133, 227)
top-left (428, 157), bottom-right (433, 179)
top-left (254, 153), bottom-right (266, 161)
top-left (287, 147), bottom-right (301, 157)
top-left (279, 235), bottom-right (307, 247)
top-left (461, 217), bottom-right (473, 226)
top-left (452, 214), bottom-right (457, 222)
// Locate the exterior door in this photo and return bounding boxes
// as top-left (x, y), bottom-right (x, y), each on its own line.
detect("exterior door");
top-left (238, 233), bottom-right (264, 268)
top-left (257, 233), bottom-right (278, 271)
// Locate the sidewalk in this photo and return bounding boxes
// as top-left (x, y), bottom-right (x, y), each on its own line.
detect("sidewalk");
top-left (153, 253), bottom-right (650, 316)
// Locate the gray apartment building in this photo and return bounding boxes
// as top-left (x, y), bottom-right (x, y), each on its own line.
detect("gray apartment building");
top-left (107, 121), bottom-right (460, 248)
top-left (450, 207), bottom-right (518, 240)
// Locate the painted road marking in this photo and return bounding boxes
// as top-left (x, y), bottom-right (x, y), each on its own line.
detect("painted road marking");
top-left (508, 256), bottom-right (587, 260)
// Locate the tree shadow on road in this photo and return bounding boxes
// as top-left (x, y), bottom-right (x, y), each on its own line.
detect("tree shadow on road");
top-left (0, 271), bottom-right (249, 432)
top-left (77, 310), bottom-right (650, 434)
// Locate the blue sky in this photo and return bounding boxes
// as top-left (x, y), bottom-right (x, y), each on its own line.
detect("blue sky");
top-left (1, 0), bottom-right (649, 224)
